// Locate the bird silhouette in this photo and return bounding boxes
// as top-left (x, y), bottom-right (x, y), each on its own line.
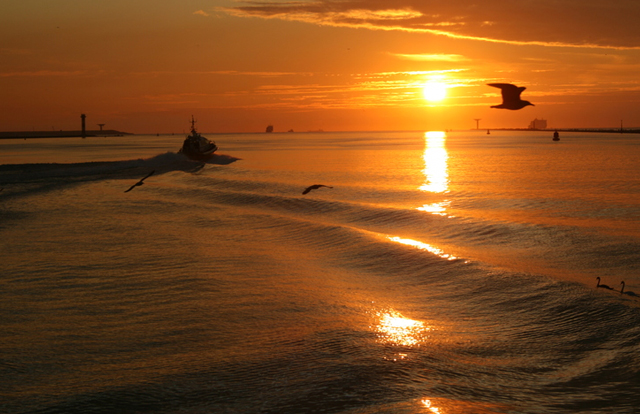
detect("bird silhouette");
top-left (488, 83), bottom-right (534, 110)
top-left (124, 170), bottom-right (155, 193)
top-left (302, 184), bottom-right (333, 195)
top-left (620, 281), bottom-right (639, 297)
top-left (596, 277), bottom-right (613, 290)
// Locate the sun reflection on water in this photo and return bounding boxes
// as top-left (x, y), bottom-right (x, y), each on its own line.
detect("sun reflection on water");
top-left (373, 309), bottom-right (430, 347)
top-left (422, 399), bottom-right (442, 413)
top-left (417, 200), bottom-right (452, 217)
top-left (420, 131), bottom-right (448, 194)
top-left (388, 236), bottom-right (458, 261)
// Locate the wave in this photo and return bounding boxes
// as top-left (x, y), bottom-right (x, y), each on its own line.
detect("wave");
top-left (155, 174), bottom-right (640, 292)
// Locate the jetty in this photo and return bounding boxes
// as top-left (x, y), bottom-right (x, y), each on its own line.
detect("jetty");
top-left (0, 130), bottom-right (131, 139)
top-left (0, 113), bottom-right (132, 139)
top-left (481, 128), bottom-right (640, 134)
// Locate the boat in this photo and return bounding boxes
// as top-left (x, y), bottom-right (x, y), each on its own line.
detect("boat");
top-left (179, 116), bottom-right (218, 160)
top-left (266, 125), bottom-right (273, 133)
top-left (553, 130), bottom-right (560, 141)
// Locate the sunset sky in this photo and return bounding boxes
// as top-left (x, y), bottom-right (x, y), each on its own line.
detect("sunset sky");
top-left (2, 0), bottom-right (640, 133)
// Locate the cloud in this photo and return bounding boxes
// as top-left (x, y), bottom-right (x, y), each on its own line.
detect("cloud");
top-left (391, 53), bottom-right (469, 62)
top-left (218, 0), bottom-right (640, 49)
top-left (129, 70), bottom-right (315, 78)
top-left (217, 70), bottom-right (473, 110)
top-left (193, 10), bottom-right (210, 17)
top-left (332, 8), bottom-right (423, 21)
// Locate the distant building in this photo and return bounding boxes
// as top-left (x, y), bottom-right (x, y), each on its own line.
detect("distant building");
top-left (528, 118), bottom-right (547, 129)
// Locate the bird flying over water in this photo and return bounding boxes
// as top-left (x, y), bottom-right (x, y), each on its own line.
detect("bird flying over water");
top-left (124, 170), bottom-right (155, 193)
top-left (302, 184), bottom-right (333, 195)
top-left (488, 83), bottom-right (534, 110)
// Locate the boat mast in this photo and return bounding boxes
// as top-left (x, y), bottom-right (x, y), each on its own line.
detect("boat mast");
top-left (190, 115), bottom-right (197, 135)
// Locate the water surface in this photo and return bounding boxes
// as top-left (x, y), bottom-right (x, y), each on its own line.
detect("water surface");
top-left (1, 131), bottom-right (639, 413)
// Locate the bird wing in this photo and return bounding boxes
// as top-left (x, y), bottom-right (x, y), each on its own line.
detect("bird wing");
top-left (488, 83), bottom-right (524, 101)
top-left (302, 184), bottom-right (330, 194)
top-left (141, 170), bottom-right (155, 182)
top-left (512, 86), bottom-right (526, 99)
top-left (124, 170), bottom-right (154, 192)
top-left (302, 185), bottom-right (317, 194)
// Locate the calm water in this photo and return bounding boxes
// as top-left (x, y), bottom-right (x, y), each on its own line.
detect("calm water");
top-left (1, 131), bottom-right (639, 413)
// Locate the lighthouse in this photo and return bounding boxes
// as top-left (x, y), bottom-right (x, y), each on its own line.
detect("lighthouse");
top-left (81, 114), bottom-right (86, 139)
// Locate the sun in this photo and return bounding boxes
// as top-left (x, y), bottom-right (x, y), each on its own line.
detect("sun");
top-left (422, 81), bottom-right (447, 102)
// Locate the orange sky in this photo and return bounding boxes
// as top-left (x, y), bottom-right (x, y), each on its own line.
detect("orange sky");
top-left (2, 0), bottom-right (640, 133)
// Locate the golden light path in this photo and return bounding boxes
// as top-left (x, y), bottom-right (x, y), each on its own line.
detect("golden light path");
top-left (371, 307), bottom-right (445, 412)
top-left (416, 200), bottom-right (451, 217)
top-left (388, 236), bottom-right (458, 261)
top-left (373, 310), bottom-right (444, 412)
top-left (419, 131), bottom-right (453, 218)
top-left (373, 309), bottom-right (430, 347)
top-left (422, 399), bottom-right (442, 413)
top-left (420, 131), bottom-right (448, 194)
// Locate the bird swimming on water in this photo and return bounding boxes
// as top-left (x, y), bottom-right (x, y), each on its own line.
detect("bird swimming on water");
top-left (124, 170), bottom-right (155, 193)
top-left (488, 83), bottom-right (534, 110)
top-left (596, 277), bottom-right (613, 290)
top-left (302, 184), bottom-right (333, 195)
top-left (620, 281), bottom-right (639, 297)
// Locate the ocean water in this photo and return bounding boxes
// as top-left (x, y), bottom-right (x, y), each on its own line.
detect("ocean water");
top-left (1, 130), bottom-right (639, 414)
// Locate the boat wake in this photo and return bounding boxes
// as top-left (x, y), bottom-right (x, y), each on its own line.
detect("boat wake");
top-left (203, 153), bottom-right (241, 165)
top-left (0, 151), bottom-right (240, 198)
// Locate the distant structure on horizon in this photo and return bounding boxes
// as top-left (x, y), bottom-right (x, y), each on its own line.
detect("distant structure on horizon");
top-left (0, 113), bottom-right (130, 139)
top-left (81, 114), bottom-right (86, 139)
top-left (528, 118), bottom-right (547, 130)
top-left (266, 125), bottom-right (274, 133)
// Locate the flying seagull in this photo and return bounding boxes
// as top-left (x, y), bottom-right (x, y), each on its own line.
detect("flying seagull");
top-left (488, 83), bottom-right (534, 110)
top-left (124, 170), bottom-right (155, 193)
top-left (302, 184), bottom-right (333, 195)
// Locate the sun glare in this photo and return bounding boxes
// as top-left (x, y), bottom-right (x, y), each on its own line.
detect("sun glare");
top-left (374, 309), bottom-right (429, 347)
top-left (422, 399), bottom-right (442, 413)
top-left (422, 81), bottom-right (447, 102)
top-left (388, 236), bottom-right (458, 261)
